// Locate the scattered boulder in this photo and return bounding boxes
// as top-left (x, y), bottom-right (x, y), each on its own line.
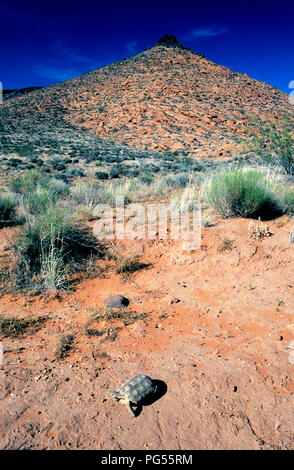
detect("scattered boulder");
top-left (104, 295), bottom-right (130, 308)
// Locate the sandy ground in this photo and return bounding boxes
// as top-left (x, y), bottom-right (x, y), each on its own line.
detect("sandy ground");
top-left (0, 216), bottom-right (293, 449)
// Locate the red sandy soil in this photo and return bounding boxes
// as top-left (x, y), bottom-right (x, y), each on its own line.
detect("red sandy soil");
top-left (0, 216), bottom-right (293, 450)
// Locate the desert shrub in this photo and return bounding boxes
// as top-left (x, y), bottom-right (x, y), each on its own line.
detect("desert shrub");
top-left (201, 210), bottom-right (215, 227)
top-left (0, 194), bottom-right (17, 225)
top-left (166, 173), bottom-right (191, 188)
top-left (138, 174), bottom-right (153, 185)
top-left (248, 119), bottom-right (294, 175)
top-left (95, 171), bottom-right (109, 180)
top-left (0, 315), bottom-right (46, 337)
top-left (9, 169), bottom-right (49, 195)
top-left (12, 205), bottom-right (99, 292)
top-left (109, 167), bottom-right (121, 179)
top-left (13, 144), bottom-right (36, 157)
top-left (49, 179), bottom-right (69, 197)
top-left (218, 237), bottom-right (234, 252)
top-left (65, 168), bottom-right (85, 177)
top-left (7, 158), bottom-right (23, 168)
top-left (124, 168), bottom-right (140, 178)
top-left (9, 171), bottom-right (69, 216)
top-left (206, 169), bottom-right (282, 219)
top-left (89, 306), bottom-right (146, 325)
top-left (25, 188), bottom-right (56, 215)
top-left (70, 181), bottom-right (117, 208)
top-left (115, 255), bottom-right (148, 274)
top-left (55, 334), bottom-right (74, 359)
top-left (170, 184), bottom-right (199, 213)
top-left (248, 217), bottom-right (271, 240)
top-left (282, 188), bottom-right (294, 214)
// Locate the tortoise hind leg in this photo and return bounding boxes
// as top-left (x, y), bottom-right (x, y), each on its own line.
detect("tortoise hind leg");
top-left (126, 401), bottom-right (136, 418)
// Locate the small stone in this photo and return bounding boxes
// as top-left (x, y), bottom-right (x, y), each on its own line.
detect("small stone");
top-left (104, 295), bottom-right (129, 308)
top-left (288, 350), bottom-right (294, 365)
top-left (258, 438), bottom-right (265, 446)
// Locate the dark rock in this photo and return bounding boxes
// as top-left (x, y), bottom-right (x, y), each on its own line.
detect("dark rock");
top-left (104, 295), bottom-right (129, 308)
top-left (157, 35), bottom-right (180, 47)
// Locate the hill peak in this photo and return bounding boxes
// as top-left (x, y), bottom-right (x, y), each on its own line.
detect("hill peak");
top-left (152, 34), bottom-right (204, 57)
top-left (156, 34), bottom-right (181, 47)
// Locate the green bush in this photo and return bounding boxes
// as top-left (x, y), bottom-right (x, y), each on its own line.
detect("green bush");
top-left (283, 188), bottom-right (294, 214)
top-left (9, 169), bottom-right (49, 195)
top-left (206, 169), bottom-right (282, 219)
top-left (248, 119), bottom-right (294, 175)
top-left (13, 205), bottom-right (99, 292)
top-left (25, 189), bottom-right (56, 215)
top-left (95, 171), bottom-right (109, 180)
top-left (9, 171), bottom-right (69, 217)
top-left (0, 194), bottom-right (17, 225)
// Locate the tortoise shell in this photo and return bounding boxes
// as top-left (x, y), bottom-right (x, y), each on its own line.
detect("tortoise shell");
top-left (111, 374), bottom-right (156, 404)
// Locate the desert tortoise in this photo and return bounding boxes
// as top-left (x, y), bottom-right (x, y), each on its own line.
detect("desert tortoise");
top-left (108, 374), bottom-right (157, 417)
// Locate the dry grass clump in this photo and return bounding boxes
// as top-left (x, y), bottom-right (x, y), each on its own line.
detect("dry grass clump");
top-left (54, 334), bottom-right (74, 359)
top-left (201, 209), bottom-right (215, 227)
top-left (217, 237), bottom-right (234, 252)
top-left (115, 254), bottom-right (148, 275)
top-left (83, 325), bottom-right (105, 336)
top-left (248, 217), bottom-right (272, 240)
top-left (89, 306), bottom-right (146, 326)
top-left (0, 315), bottom-right (46, 337)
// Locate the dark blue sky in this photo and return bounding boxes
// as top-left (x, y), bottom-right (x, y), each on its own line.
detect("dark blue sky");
top-left (0, 0), bottom-right (293, 93)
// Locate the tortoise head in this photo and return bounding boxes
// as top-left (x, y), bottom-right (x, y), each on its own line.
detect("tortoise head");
top-left (108, 389), bottom-right (124, 401)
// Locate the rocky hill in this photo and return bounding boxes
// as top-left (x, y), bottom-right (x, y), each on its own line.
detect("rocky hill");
top-left (2, 87), bottom-right (43, 102)
top-left (0, 35), bottom-right (293, 164)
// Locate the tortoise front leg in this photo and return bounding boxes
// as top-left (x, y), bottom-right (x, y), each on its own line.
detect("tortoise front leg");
top-left (127, 401), bottom-right (136, 418)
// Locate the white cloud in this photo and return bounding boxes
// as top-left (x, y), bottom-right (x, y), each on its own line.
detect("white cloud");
top-left (34, 40), bottom-right (100, 82)
top-left (187, 26), bottom-right (228, 39)
top-left (34, 65), bottom-right (81, 81)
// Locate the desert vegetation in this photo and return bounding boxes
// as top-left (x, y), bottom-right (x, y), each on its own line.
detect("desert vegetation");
top-left (0, 194), bottom-right (17, 227)
top-left (0, 314), bottom-right (46, 338)
top-left (248, 117), bottom-right (294, 175)
top-left (1, 158), bottom-right (293, 298)
top-left (205, 168), bottom-right (283, 218)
